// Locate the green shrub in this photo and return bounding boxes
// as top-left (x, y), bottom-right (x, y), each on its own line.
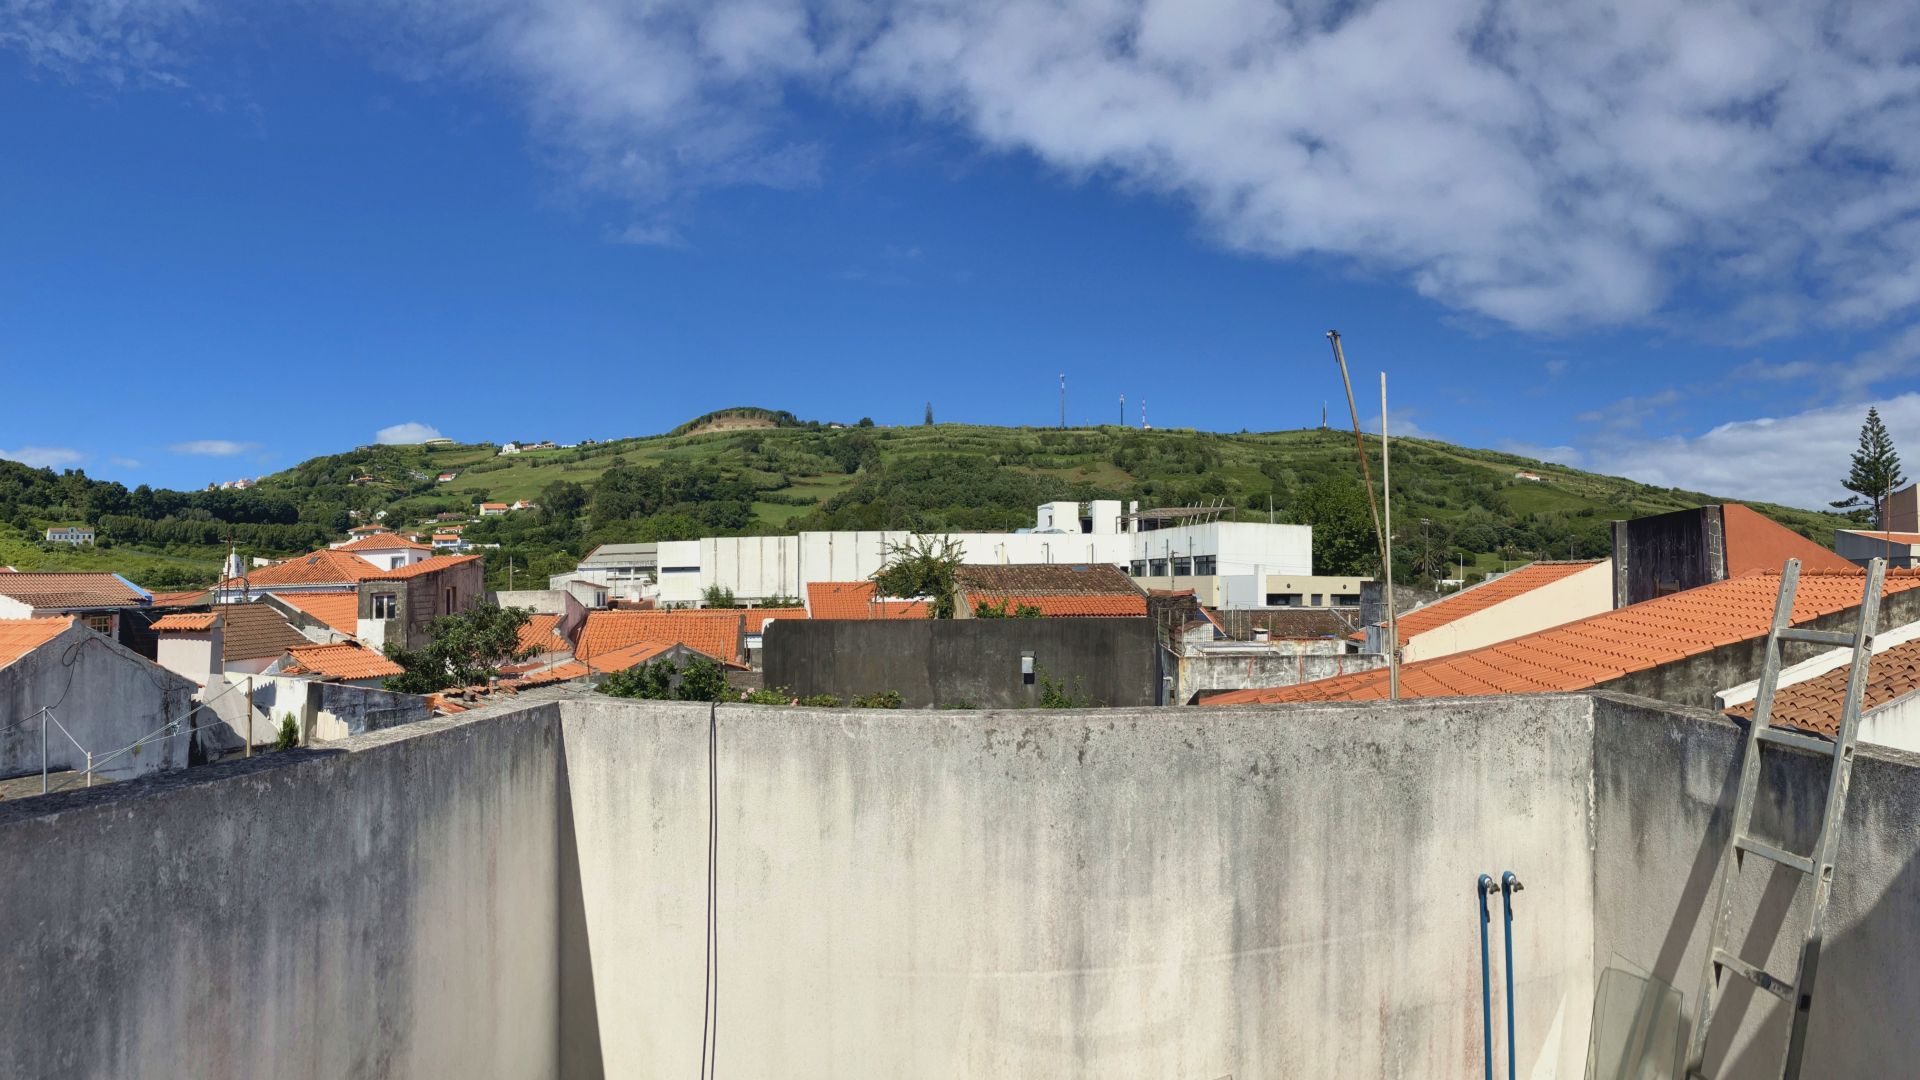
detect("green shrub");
top-left (674, 658), bottom-right (732, 702)
top-left (937, 700), bottom-right (977, 710)
top-left (1037, 668), bottom-right (1091, 709)
top-left (798, 693), bottom-right (842, 708)
top-left (273, 714), bottom-right (300, 751)
top-left (850, 690), bottom-right (904, 709)
top-left (741, 687), bottom-right (795, 705)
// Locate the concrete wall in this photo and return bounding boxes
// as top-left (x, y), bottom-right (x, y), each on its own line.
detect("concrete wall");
top-left (0, 706), bottom-right (561, 1080)
top-left (557, 694), bottom-right (1597, 1079)
top-left (1588, 693), bottom-right (1920, 1077)
top-left (312, 682), bottom-right (432, 742)
top-left (0, 623), bottom-right (196, 781)
top-left (1403, 559), bottom-right (1614, 663)
top-left (762, 618), bottom-right (1162, 707)
top-left (1176, 647), bottom-right (1387, 703)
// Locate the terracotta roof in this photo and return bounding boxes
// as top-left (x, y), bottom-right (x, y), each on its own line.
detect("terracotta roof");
top-left (0, 618), bottom-right (72, 670)
top-left (1838, 529), bottom-right (1920, 547)
top-left (1383, 561), bottom-right (1603, 646)
top-left (956, 563), bottom-right (1147, 617)
top-left (282, 642), bottom-right (403, 680)
top-left (1205, 569), bottom-right (1920, 706)
top-left (0, 572), bottom-right (147, 610)
top-left (1726, 638), bottom-right (1920, 737)
top-left (1722, 504), bottom-right (1855, 575)
top-left (581, 639), bottom-right (679, 672)
top-left (273, 592), bottom-right (359, 635)
top-left (577, 610), bottom-right (743, 665)
top-left (334, 533), bottom-right (432, 553)
top-left (372, 553), bottom-right (483, 580)
top-left (518, 613), bottom-right (572, 655)
top-left (744, 608), bottom-right (809, 631)
top-left (150, 612), bottom-right (218, 632)
top-left (220, 550), bottom-right (381, 590)
top-left (807, 581), bottom-right (929, 619)
top-left (147, 589), bottom-right (209, 607)
top-left (480, 502), bottom-right (508, 510)
top-left (220, 603), bottom-right (314, 662)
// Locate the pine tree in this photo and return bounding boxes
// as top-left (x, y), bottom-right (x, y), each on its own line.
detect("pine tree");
top-left (1835, 407), bottom-right (1906, 527)
top-left (924, 402), bottom-right (934, 426)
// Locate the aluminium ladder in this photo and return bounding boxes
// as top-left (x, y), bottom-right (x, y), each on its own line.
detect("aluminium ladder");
top-left (1684, 556), bottom-right (1888, 1079)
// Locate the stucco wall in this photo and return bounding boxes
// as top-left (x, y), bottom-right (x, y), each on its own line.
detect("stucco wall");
top-left (1176, 647), bottom-right (1386, 702)
top-left (1588, 693), bottom-right (1920, 1078)
top-left (556, 694), bottom-right (1599, 1079)
top-left (0, 623), bottom-right (195, 781)
top-left (0, 706), bottom-right (561, 1080)
top-left (1402, 560), bottom-right (1613, 663)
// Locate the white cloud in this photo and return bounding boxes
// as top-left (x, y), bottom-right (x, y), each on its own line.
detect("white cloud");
top-left (108, 455), bottom-right (142, 468)
top-left (375, 421), bottom-right (443, 444)
top-left (609, 221), bottom-right (684, 247)
top-left (170, 439), bottom-right (258, 456)
top-left (0, 446), bottom-right (85, 468)
top-left (1582, 393), bottom-right (1920, 510)
top-left (0, 0), bottom-right (203, 85)
top-left (23, 1), bottom-right (1920, 335)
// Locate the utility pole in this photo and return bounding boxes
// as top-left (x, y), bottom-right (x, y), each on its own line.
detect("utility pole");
top-left (1326, 331), bottom-right (1386, 563)
top-left (1382, 372), bottom-right (1399, 701)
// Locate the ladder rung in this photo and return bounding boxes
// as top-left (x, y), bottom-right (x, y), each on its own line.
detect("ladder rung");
top-left (1712, 948), bottom-right (1796, 1002)
top-left (1734, 833), bottom-right (1814, 874)
top-left (1756, 724), bottom-right (1839, 757)
top-left (1775, 627), bottom-right (1859, 648)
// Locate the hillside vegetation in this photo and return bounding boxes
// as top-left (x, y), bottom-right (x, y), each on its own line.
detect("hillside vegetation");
top-left (0, 415), bottom-right (1856, 592)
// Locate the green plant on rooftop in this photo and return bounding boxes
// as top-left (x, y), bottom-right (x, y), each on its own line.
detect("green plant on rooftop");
top-left (871, 534), bottom-right (965, 619)
top-left (382, 602), bottom-right (535, 694)
top-left (274, 714), bottom-right (299, 751)
top-left (850, 689), bottom-right (904, 709)
top-left (1036, 668), bottom-right (1092, 709)
top-left (973, 598), bottom-right (1042, 618)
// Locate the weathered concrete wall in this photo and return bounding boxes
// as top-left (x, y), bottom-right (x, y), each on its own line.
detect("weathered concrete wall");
top-left (0, 705), bottom-right (562, 1080)
top-left (1176, 647), bottom-right (1387, 703)
top-left (0, 623), bottom-right (195, 781)
top-left (312, 681), bottom-right (431, 741)
top-left (1589, 692), bottom-right (1920, 1078)
top-left (556, 694), bottom-right (1599, 1078)
top-left (763, 618), bottom-right (1162, 707)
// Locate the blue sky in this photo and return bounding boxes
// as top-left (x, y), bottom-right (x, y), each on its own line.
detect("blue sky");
top-left (3, 1), bottom-right (1919, 510)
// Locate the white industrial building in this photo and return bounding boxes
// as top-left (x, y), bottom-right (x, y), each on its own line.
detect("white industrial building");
top-left (561, 501), bottom-right (1314, 610)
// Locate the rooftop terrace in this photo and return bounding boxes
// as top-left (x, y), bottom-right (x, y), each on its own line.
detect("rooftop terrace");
top-left (2, 691), bottom-right (1917, 1077)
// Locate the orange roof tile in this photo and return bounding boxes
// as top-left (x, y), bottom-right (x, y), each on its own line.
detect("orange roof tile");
top-left (1727, 637), bottom-right (1920, 737)
top-left (1838, 529), bottom-right (1920, 546)
top-left (221, 550), bottom-right (381, 590)
top-left (1205, 569), bottom-right (1920, 706)
top-left (1385, 561), bottom-right (1602, 646)
top-left (150, 612), bottom-right (218, 632)
top-left (0, 618), bottom-right (72, 669)
top-left (974, 594), bottom-right (1149, 617)
top-left (334, 533), bottom-right (432, 553)
top-left (517, 613), bottom-right (572, 656)
top-left (577, 610), bottom-right (743, 665)
top-left (956, 563), bottom-right (1147, 616)
top-left (282, 642), bottom-right (403, 680)
top-left (807, 581), bottom-right (930, 619)
top-left (146, 589), bottom-right (210, 607)
top-left (371, 553), bottom-right (483, 580)
top-left (273, 592), bottom-right (359, 635)
top-left (1722, 504), bottom-right (1854, 575)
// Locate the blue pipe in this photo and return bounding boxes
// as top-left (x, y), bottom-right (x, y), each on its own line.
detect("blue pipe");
top-left (1478, 873), bottom-right (1495, 1080)
top-left (1501, 871), bottom-right (1524, 1080)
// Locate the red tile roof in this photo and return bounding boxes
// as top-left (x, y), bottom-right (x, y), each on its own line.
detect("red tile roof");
top-left (372, 553), bottom-right (483, 580)
top-left (220, 603), bottom-right (314, 662)
top-left (956, 563), bottom-right (1147, 617)
top-left (0, 572), bottom-right (147, 610)
top-left (1727, 637), bottom-right (1920, 737)
top-left (1383, 561), bottom-right (1603, 646)
top-left (1205, 569), bottom-right (1920, 706)
top-left (0, 618), bottom-right (72, 670)
top-left (743, 607), bottom-right (809, 631)
top-left (282, 642), bottom-right (403, 680)
top-left (517, 613), bottom-right (572, 656)
top-left (334, 533), bottom-right (432, 553)
top-left (147, 589), bottom-right (210, 607)
top-left (807, 581), bottom-right (929, 619)
top-left (1722, 504), bottom-right (1854, 575)
top-left (577, 610), bottom-right (743, 665)
top-left (273, 592), bottom-right (359, 635)
top-left (150, 612), bottom-right (218, 632)
top-left (221, 550), bottom-right (381, 590)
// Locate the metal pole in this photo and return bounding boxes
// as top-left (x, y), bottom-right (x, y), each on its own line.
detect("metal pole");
top-left (1479, 874), bottom-right (1496, 1080)
top-left (1382, 372), bottom-right (1399, 700)
top-left (41, 708), bottom-right (48, 794)
top-left (1326, 331), bottom-right (1386, 559)
top-left (1501, 871), bottom-right (1523, 1080)
top-left (85, 750), bottom-right (93, 788)
top-left (245, 675), bottom-right (253, 757)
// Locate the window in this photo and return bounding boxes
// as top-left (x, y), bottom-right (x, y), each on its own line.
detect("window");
top-left (661, 566), bottom-right (698, 574)
top-left (1266, 593), bottom-right (1301, 607)
top-left (1335, 594), bottom-right (1360, 606)
top-left (1192, 556), bottom-right (1216, 576)
top-left (1129, 560), bottom-right (1147, 577)
top-left (1172, 557), bottom-right (1193, 576)
top-left (444, 586), bottom-right (457, 613)
top-left (1149, 558), bottom-right (1168, 576)
top-left (371, 593), bottom-right (397, 620)
top-left (83, 613), bottom-right (112, 635)
top-left (1310, 593), bottom-right (1323, 606)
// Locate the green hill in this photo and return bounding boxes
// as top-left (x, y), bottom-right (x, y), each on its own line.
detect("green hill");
top-left (0, 414), bottom-right (1858, 592)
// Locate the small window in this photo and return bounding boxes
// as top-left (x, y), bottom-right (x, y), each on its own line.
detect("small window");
top-left (1310, 593), bottom-right (1323, 606)
top-left (1149, 559), bottom-right (1168, 576)
top-left (1266, 593), bottom-right (1301, 607)
top-left (444, 586), bottom-right (456, 613)
top-left (1172, 557), bottom-right (1193, 576)
top-left (1129, 560), bottom-right (1147, 577)
top-left (83, 613), bottom-right (112, 635)
top-left (371, 593), bottom-right (397, 620)
top-left (1192, 556), bottom-right (1216, 576)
